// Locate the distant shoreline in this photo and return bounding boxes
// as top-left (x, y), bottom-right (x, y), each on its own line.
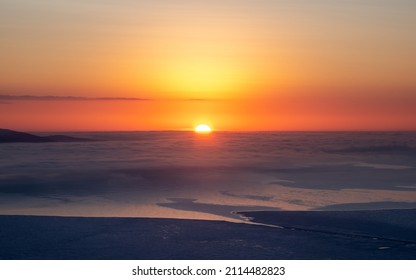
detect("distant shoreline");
top-left (0, 128), bottom-right (94, 143)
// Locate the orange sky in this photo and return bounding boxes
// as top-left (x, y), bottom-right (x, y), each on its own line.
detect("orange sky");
top-left (1, 0), bottom-right (415, 131)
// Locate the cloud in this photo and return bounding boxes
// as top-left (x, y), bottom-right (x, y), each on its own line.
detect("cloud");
top-left (0, 95), bottom-right (220, 102)
top-left (0, 95), bottom-right (151, 101)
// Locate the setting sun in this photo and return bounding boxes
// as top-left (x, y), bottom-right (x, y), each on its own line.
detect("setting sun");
top-left (194, 124), bottom-right (212, 134)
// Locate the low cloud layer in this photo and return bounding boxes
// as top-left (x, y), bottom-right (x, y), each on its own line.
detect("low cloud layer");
top-left (0, 95), bottom-right (150, 101)
top-left (0, 95), bottom-right (220, 102)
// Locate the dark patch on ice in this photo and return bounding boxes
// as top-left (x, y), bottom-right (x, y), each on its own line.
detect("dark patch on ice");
top-left (325, 145), bottom-right (416, 154)
top-left (0, 172), bottom-right (123, 196)
top-left (265, 165), bottom-right (416, 190)
top-left (314, 201), bottom-right (416, 211)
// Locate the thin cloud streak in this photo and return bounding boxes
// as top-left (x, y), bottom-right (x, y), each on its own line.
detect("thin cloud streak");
top-left (0, 95), bottom-right (151, 101)
top-left (0, 95), bottom-right (221, 102)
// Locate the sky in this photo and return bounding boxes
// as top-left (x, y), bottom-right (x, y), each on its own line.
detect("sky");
top-left (1, 0), bottom-right (415, 131)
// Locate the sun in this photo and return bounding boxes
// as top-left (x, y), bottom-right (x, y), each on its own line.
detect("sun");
top-left (194, 124), bottom-right (212, 134)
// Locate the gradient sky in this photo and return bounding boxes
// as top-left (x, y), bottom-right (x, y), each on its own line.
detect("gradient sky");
top-left (1, 0), bottom-right (415, 131)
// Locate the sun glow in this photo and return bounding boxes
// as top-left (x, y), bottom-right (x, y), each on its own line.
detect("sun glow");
top-left (194, 124), bottom-right (212, 134)
top-left (139, 40), bottom-right (252, 99)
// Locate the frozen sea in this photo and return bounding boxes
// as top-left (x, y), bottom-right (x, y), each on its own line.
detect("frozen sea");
top-left (1, 131), bottom-right (415, 221)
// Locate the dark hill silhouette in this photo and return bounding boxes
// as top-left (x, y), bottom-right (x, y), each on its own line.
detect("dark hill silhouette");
top-left (0, 129), bottom-right (93, 143)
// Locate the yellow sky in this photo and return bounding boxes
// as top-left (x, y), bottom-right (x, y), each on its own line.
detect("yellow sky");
top-left (1, 0), bottom-right (415, 131)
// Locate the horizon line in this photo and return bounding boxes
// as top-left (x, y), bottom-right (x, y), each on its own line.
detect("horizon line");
top-left (6, 128), bottom-right (415, 134)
